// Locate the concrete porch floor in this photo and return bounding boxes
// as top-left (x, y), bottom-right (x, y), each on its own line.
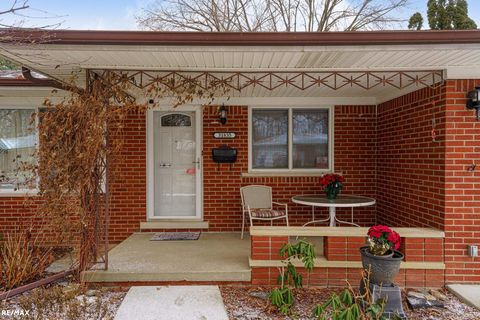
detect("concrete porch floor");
top-left (81, 232), bottom-right (252, 283)
top-left (81, 232), bottom-right (325, 283)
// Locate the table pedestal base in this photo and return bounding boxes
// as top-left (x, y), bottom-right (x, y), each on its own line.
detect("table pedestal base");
top-left (302, 206), bottom-right (360, 227)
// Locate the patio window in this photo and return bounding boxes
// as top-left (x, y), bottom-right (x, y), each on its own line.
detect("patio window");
top-left (250, 107), bottom-right (332, 172)
top-left (0, 108), bottom-right (38, 193)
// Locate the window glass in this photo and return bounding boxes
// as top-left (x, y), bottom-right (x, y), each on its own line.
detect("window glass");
top-left (252, 109), bottom-right (288, 169)
top-left (161, 113), bottom-right (191, 127)
top-left (293, 109), bottom-right (329, 169)
top-left (0, 109), bottom-right (37, 190)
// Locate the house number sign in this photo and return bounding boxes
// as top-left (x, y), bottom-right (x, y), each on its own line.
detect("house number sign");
top-left (213, 132), bottom-right (236, 139)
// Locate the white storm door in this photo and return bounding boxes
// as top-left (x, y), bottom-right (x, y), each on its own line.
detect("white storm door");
top-left (153, 111), bottom-right (201, 218)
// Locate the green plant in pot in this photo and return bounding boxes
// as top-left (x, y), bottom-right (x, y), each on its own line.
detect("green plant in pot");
top-left (359, 225), bottom-right (403, 286)
top-left (320, 173), bottom-right (344, 200)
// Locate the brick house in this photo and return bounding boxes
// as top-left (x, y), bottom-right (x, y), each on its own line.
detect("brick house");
top-left (0, 29), bottom-right (479, 287)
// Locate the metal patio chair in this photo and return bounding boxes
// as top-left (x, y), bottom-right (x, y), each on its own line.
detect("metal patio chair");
top-left (240, 185), bottom-right (289, 239)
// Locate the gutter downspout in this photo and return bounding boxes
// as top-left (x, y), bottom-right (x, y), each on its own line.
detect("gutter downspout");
top-left (21, 67), bottom-right (82, 93)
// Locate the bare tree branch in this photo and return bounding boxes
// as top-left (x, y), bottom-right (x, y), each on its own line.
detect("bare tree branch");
top-left (137, 0), bottom-right (411, 32)
top-left (137, 0), bottom-right (273, 31)
top-left (0, 0), bottom-right (64, 30)
top-left (0, 0), bottom-right (29, 16)
top-left (0, 1), bottom-right (68, 72)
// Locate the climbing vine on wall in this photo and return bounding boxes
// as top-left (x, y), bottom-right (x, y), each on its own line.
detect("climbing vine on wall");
top-left (25, 71), bottom-right (229, 274)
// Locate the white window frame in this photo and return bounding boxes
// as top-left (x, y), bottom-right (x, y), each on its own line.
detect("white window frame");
top-left (248, 106), bottom-right (334, 173)
top-left (0, 106), bottom-right (39, 196)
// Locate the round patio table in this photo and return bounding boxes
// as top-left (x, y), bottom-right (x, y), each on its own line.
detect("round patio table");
top-left (292, 194), bottom-right (376, 227)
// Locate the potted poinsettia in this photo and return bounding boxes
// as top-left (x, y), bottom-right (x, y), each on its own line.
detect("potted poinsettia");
top-left (320, 173), bottom-right (344, 200)
top-left (359, 225), bottom-right (404, 286)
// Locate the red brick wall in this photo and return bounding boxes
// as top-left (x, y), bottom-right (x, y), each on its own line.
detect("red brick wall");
top-left (0, 197), bottom-right (39, 238)
top-left (0, 104), bottom-right (377, 239)
top-left (443, 79), bottom-right (480, 284)
top-left (375, 80), bottom-right (480, 284)
top-left (108, 110), bottom-right (148, 242)
top-left (376, 86), bottom-right (447, 229)
top-left (1, 81), bottom-right (479, 285)
top-left (203, 106), bottom-right (248, 231)
top-left (332, 105), bottom-right (377, 225)
top-left (251, 234), bottom-right (445, 288)
top-left (203, 105), bottom-right (377, 231)
top-left (252, 267), bottom-right (445, 288)
top-left (0, 111), bottom-right (148, 244)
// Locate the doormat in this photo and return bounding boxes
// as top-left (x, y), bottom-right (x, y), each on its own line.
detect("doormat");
top-left (150, 232), bottom-right (201, 241)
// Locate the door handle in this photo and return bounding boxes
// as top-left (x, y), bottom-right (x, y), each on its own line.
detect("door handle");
top-left (160, 163), bottom-right (171, 168)
top-left (192, 158), bottom-right (200, 169)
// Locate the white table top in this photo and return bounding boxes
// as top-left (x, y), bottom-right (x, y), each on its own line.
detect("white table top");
top-left (292, 194), bottom-right (376, 208)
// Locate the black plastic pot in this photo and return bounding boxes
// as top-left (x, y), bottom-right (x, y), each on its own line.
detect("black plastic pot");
top-left (359, 246), bottom-right (404, 286)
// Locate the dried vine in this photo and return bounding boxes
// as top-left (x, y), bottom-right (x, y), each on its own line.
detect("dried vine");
top-left (26, 71), bottom-right (230, 274)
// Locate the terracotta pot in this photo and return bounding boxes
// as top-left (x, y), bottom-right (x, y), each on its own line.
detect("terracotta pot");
top-left (359, 246), bottom-right (404, 286)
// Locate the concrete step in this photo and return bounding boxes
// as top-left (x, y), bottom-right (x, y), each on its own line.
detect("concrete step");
top-left (140, 221), bottom-right (209, 230)
top-left (81, 269), bottom-right (251, 283)
top-left (447, 284), bottom-right (480, 310)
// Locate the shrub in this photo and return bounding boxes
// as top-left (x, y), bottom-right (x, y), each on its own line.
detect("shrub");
top-left (17, 285), bottom-right (113, 320)
top-left (312, 274), bottom-right (402, 320)
top-left (268, 239), bottom-right (315, 315)
top-left (0, 232), bottom-right (53, 291)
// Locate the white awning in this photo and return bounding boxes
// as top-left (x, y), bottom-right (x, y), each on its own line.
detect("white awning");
top-left (1, 30), bottom-right (479, 103)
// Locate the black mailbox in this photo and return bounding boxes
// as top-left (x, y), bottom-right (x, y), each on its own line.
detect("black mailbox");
top-left (212, 145), bottom-right (237, 163)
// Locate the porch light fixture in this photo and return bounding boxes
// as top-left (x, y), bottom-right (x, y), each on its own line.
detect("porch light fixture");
top-left (219, 104), bottom-right (227, 125)
top-left (466, 86), bottom-right (480, 121)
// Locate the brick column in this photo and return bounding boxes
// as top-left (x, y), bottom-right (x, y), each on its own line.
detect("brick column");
top-left (444, 79), bottom-right (480, 283)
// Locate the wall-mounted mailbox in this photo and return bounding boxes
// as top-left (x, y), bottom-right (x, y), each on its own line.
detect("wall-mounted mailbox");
top-left (212, 145), bottom-right (237, 163)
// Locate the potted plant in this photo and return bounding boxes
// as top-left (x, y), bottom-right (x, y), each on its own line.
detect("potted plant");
top-left (359, 225), bottom-right (403, 286)
top-left (319, 173), bottom-right (344, 200)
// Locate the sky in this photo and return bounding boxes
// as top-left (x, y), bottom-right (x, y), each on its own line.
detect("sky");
top-left (2, 0), bottom-right (480, 31)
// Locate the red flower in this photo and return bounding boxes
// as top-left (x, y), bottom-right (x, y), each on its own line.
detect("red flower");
top-left (319, 173), bottom-right (344, 187)
top-left (368, 229), bottom-right (382, 239)
top-left (367, 225), bottom-right (402, 254)
top-left (367, 225), bottom-right (392, 239)
top-left (387, 231), bottom-right (401, 250)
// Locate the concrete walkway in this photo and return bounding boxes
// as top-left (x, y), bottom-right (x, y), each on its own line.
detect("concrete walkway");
top-left (447, 284), bottom-right (480, 310)
top-left (114, 286), bottom-right (229, 320)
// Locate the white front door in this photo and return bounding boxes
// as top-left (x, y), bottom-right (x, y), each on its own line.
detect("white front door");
top-left (151, 110), bottom-right (201, 218)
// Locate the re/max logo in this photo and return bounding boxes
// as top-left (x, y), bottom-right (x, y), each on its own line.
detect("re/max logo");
top-left (1, 309), bottom-right (31, 317)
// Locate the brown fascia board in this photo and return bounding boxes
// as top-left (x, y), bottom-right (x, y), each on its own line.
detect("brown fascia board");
top-left (1, 29), bottom-right (480, 46)
top-left (0, 78), bottom-right (50, 87)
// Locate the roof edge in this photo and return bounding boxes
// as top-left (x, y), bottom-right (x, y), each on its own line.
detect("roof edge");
top-left (1, 29), bottom-right (480, 46)
top-left (0, 78), bottom-right (52, 87)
